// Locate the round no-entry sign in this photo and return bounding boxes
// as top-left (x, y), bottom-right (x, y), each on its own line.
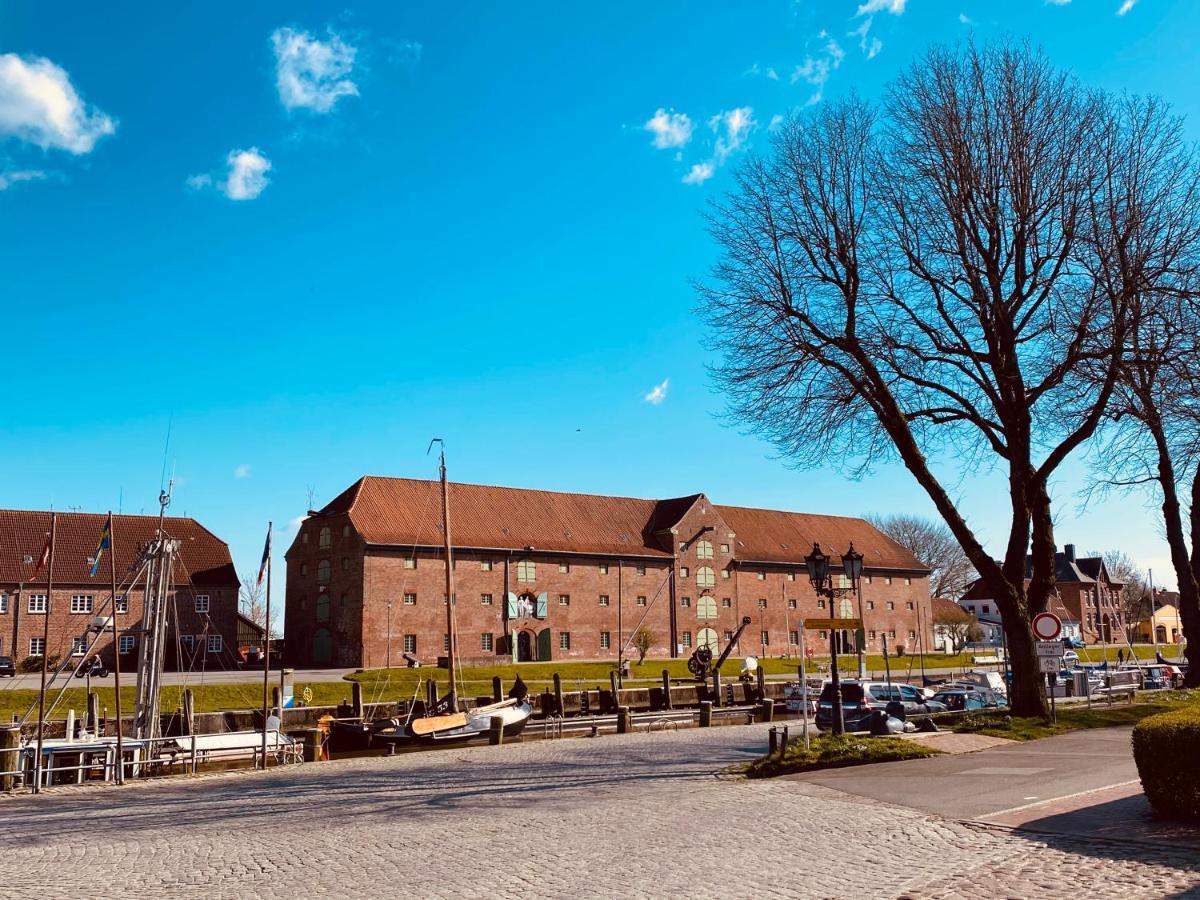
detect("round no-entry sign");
top-left (805, 646), bottom-right (814, 659)
top-left (1032, 612), bottom-right (1062, 641)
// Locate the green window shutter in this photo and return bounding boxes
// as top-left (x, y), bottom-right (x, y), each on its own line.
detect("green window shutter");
top-left (536, 592), bottom-right (548, 619)
top-left (506, 592), bottom-right (519, 619)
top-left (537, 627), bottom-right (552, 661)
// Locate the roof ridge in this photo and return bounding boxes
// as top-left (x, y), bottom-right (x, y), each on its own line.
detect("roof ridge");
top-left (358, 475), bottom-right (669, 505)
top-left (714, 503), bottom-right (874, 523)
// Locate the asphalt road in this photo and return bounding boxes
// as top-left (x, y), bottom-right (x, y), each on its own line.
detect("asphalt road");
top-left (786, 725), bottom-right (1139, 820)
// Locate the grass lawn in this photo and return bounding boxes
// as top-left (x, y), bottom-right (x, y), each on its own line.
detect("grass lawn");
top-left (743, 733), bottom-right (941, 778)
top-left (951, 689), bottom-right (1200, 741)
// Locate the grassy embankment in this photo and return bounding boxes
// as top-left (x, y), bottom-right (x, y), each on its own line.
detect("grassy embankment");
top-left (743, 733), bottom-right (942, 778)
top-left (950, 689), bottom-right (1200, 742)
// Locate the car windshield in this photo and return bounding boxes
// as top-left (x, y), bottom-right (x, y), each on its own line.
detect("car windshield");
top-left (933, 693), bottom-right (966, 710)
top-left (818, 683), bottom-right (865, 703)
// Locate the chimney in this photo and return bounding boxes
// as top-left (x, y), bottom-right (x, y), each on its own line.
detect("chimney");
top-left (1064, 544), bottom-right (1076, 562)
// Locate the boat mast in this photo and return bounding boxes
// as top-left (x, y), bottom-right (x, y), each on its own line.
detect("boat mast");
top-left (431, 439), bottom-right (458, 712)
top-left (133, 482), bottom-right (177, 744)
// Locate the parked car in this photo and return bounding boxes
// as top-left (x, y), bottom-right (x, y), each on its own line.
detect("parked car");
top-left (930, 688), bottom-right (992, 711)
top-left (815, 681), bottom-right (945, 731)
top-left (1062, 649), bottom-right (1080, 667)
top-left (1064, 637), bottom-right (1085, 649)
top-left (0, 656), bottom-right (14, 677)
top-left (942, 682), bottom-right (1004, 707)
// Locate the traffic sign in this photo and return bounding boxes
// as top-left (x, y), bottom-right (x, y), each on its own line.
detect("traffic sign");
top-left (803, 618), bottom-right (863, 630)
top-left (805, 647), bottom-right (814, 659)
top-left (1035, 641), bottom-right (1064, 657)
top-left (1038, 655), bottom-right (1061, 674)
top-left (1032, 612), bottom-right (1062, 641)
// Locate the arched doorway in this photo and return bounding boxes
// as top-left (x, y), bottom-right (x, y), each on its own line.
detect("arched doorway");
top-left (517, 631), bottom-right (534, 662)
top-left (697, 628), bottom-right (719, 654)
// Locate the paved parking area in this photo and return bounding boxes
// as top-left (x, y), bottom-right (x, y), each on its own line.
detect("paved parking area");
top-left (0, 723), bottom-right (1197, 899)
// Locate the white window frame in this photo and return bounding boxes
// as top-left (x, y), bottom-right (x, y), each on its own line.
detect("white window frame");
top-left (404, 557), bottom-right (417, 570)
top-left (600, 631), bottom-right (610, 650)
top-left (115, 595), bottom-right (129, 614)
top-left (180, 634), bottom-right (195, 651)
top-left (120, 635), bottom-right (137, 654)
top-left (195, 595), bottom-right (210, 614)
top-left (28, 594), bottom-right (48, 614)
top-left (559, 632), bottom-right (571, 650)
top-left (403, 634), bottom-right (417, 654)
top-left (29, 636), bottom-right (46, 656)
top-left (0, 593), bottom-right (7, 614)
top-left (404, 593), bottom-right (417, 606)
top-left (206, 634), bottom-right (223, 654)
top-left (70, 594), bottom-right (93, 614)
top-left (480, 593), bottom-right (493, 606)
top-left (71, 636), bottom-right (87, 656)
top-left (599, 595), bottom-right (610, 606)
top-left (481, 633), bottom-right (493, 652)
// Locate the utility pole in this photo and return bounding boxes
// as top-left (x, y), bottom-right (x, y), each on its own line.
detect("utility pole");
top-left (33, 513), bottom-right (57, 794)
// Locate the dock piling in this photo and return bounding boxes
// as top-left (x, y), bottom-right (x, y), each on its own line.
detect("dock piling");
top-left (351, 682), bottom-right (364, 719)
top-left (0, 725), bottom-right (18, 792)
top-left (553, 673), bottom-right (564, 717)
top-left (87, 692), bottom-right (100, 734)
top-left (489, 716), bottom-right (505, 746)
top-left (492, 676), bottom-right (502, 704)
top-left (661, 669), bottom-right (672, 710)
top-left (616, 706), bottom-right (631, 734)
top-left (699, 701), bottom-right (713, 728)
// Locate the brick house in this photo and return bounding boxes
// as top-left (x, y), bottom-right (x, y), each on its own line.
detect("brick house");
top-left (0, 510), bottom-right (240, 671)
top-left (284, 477), bottom-right (933, 668)
top-left (958, 543), bottom-right (1120, 644)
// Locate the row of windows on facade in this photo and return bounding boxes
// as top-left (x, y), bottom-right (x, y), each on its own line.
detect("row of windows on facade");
top-left (0, 594), bottom-right (211, 615)
top-left (402, 626), bottom-right (919, 655)
top-left (28, 634), bottom-right (224, 658)
top-left (369, 593), bottom-right (915, 616)
top-left (301, 524), bottom-right (353, 549)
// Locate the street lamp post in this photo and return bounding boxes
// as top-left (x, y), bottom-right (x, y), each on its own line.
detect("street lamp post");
top-left (805, 542), bottom-right (865, 737)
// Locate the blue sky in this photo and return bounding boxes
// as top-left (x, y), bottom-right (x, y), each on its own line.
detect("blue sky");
top-left (2, 0), bottom-right (1196, 600)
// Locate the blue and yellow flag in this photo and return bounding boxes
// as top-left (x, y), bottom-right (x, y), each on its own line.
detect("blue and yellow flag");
top-left (90, 514), bottom-right (112, 577)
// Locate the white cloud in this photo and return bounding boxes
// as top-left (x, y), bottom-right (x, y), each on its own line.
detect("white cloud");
top-left (959, 13), bottom-right (974, 24)
top-left (746, 63), bottom-right (780, 81)
top-left (185, 173), bottom-right (211, 191)
top-left (235, 464), bottom-right (251, 479)
top-left (287, 515), bottom-right (306, 532)
top-left (682, 162), bottom-right (714, 185)
top-left (769, 113), bottom-right (785, 131)
top-left (0, 53), bottom-right (115, 153)
top-left (644, 379), bottom-right (669, 405)
top-left (644, 108), bottom-right (693, 149)
top-left (710, 106), bottom-right (757, 164)
top-left (271, 26), bottom-right (359, 113)
top-left (1045, 0), bottom-right (1072, 4)
top-left (221, 148), bottom-right (271, 200)
top-left (792, 34), bottom-right (846, 104)
top-left (856, 0), bottom-right (906, 14)
top-left (1117, 0), bottom-right (1137, 13)
top-left (0, 168), bottom-right (46, 190)
top-left (849, 17), bottom-right (884, 59)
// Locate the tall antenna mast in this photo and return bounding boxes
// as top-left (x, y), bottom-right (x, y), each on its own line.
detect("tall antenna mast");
top-left (133, 478), bottom-right (178, 744)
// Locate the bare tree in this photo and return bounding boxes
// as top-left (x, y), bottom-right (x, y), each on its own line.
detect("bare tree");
top-left (933, 606), bottom-right (982, 653)
top-left (239, 573), bottom-right (267, 639)
top-left (866, 513), bottom-right (976, 599)
top-left (1101, 550), bottom-right (1153, 631)
top-left (631, 627), bottom-right (656, 664)
top-left (699, 43), bottom-right (1183, 715)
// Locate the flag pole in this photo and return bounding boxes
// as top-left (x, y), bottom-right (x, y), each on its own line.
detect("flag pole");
top-left (33, 513), bottom-right (57, 794)
top-left (108, 512), bottom-right (125, 784)
top-left (260, 522), bottom-right (272, 769)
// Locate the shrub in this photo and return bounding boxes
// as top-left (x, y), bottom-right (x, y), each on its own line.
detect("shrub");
top-left (1132, 704), bottom-right (1200, 822)
top-left (19, 655), bottom-right (59, 674)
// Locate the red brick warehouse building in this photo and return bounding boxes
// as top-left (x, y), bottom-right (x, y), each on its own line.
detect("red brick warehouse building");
top-left (0, 510), bottom-right (241, 671)
top-left (284, 477), bottom-right (933, 668)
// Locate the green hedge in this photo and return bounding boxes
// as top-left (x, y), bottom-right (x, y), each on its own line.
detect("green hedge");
top-left (1131, 704), bottom-right (1200, 822)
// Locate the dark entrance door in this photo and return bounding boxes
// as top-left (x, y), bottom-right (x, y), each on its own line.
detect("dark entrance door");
top-left (517, 631), bottom-right (533, 662)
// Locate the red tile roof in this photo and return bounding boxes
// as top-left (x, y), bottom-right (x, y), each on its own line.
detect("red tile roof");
top-left (0, 509), bottom-right (238, 587)
top-left (311, 477), bottom-right (928, 573)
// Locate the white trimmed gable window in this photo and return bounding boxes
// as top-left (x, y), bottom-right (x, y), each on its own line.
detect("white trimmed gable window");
top-left (516, 560), bottom-right (536, 583)
top-left (70, 595), bottom-right (93, 614)
top-left (195, 595), bottom-right (210, 614)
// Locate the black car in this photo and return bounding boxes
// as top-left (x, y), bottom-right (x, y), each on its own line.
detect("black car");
top-left (0, 656), bottom-right (15, 677)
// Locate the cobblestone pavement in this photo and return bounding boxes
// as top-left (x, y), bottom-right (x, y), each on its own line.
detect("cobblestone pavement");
top-left (1, 722), bottom-right (1197, 899)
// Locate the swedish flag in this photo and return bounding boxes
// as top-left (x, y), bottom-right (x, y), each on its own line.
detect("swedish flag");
top-left (90, 514), bottom-right (112, 577)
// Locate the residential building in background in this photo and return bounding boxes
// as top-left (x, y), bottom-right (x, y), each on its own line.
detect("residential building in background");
top-left (959, 544), bottom-right (1113, 644)
top-left (0, 510), bottom-right (240, 671)
top-left (284, 476), bottom-right (933, 668)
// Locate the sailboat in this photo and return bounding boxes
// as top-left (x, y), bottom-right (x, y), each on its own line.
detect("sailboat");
top-left (391, 442), bottom-right (532, 744)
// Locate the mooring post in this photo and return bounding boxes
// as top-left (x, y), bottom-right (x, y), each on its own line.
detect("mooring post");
top-left (87, 692), bottom-right (100, 734)
top-left (351, 681), bottom-right (364, 719)
top-left (661, 669), bottom-right (672, 710)
top-left (757, 665), bottom-right (766, 701)
top-left (0, 725), bottom-right (19, 792)
top-left (760, 698), bottom-right (775, 722)
top-left (489, 716), bottom-right (504, 746)
top-left (699, 700), bottom-right (713, 728)
top-left (769, 726), bottom-right (779, 756)
top-left (271, 687), bottom-right (281, 719)
top-left (713, 671), bottom-right (723, 707)
top-left (616, 706), bottom-right (631, 734)
top-left (553, 673), bottom-right (564, 717)
top-left (492, 676), bottom-right (502, 704)
top-left (609, 670), bottom-right (619, 710)
top-left (780, 725), bottom-right (789, 757)
top-left (302, 729), bottom-right (322, 763)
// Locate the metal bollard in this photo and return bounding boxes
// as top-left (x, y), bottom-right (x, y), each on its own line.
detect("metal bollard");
top-left (489, 716), bottom-right (504, 746)
top-left (492, 676), bottom-right (503, 704)
top-left (699, 701), bottom-right (713, 728)
top-left (661, 669), bottom-right (673, 710)
top-left (616, 706), bottom-right (631, 734)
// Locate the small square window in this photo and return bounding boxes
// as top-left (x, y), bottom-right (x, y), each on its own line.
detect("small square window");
top-left (28, 594), bottom-right (48, 614)
top-left (906, 601), bottom-right (914, 611)
top-left (481, 560), bottom-right (493, 571)
top-left (599, 594), bottom-right (610, 606)
top-left (884, 576), bottom-right (893, 585)
top-left (404, 557), bottom-right (417, 570)
top-left (788, 630), bottom-right (799, 645)
top-left (207, 634), bottom-right (222, 654)
top-left (721, 597), bottom-right (732, 608)
top-left (636, 564), bottom-right (647, 576)
top-left (559, 561), bottom-right (570, 574)
top-left (888, 630), bottom-right (896, 639)
top-left (865, 575), bottom-right (873, 584)
top-left (481, 593), bottom-right (493, 606)
top-left (757, 572), bottom-right (766, 581)
top-left (404, 593), bottom-right (417, 606)
top-left (481, 633), bottom-right (493, 652)
top-left (721, 569), bottom-right (731, 580)
top-left (115, 596), bottom-right (129, 614)
top-left (29, 637), bottom-right (46, 656)
top-left (720, 543), bottom-right (730, 553)
top-left (517, 560), bottom-right (536, 583)
top-left (886, 601), bottom-right (895, 611)
top-left (757, 598), bottom-right (767, 609)
top-left (599, 563), bottom-right (609, 575)
top-left (637, 595), bottom-right (647, 607)
top-left (908, 630), bottom-right (916, 639)
top-left (181, 635), bottom-right (195, 651)
top-left (787, 599), bottom-right (797, 609)
top-left (869, 630), bottom-right (877, 640)
top-left (817, 599), bottom-right (826, 609)
top-left (818, 630), bottom-right (827, 640)
top-left (681, 596), bottom-right (692, 608)
top-left (905, 578), bottom-right (912, 586)
top-left (71, 637), bottom-right (87, 656)
top-left (70, 595), bottom-right (93, 614)
top-left (787, 572), bottom-right (796, 582)
top-left (559, 594), bottom-right (570, 606)
top-left (559, 632), bottom-right (571, 650)
top-left (866, 600), bottom-right (875, 610)
top-left (680, 566), bottom-right (690, 578)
